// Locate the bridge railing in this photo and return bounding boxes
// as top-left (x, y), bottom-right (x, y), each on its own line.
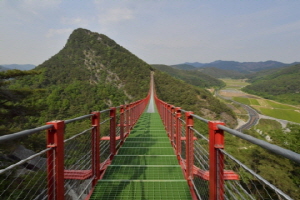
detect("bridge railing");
top-left (154, 96), bottom-right (300, 200)
top-left (0, 94), bottom-right (149, 200)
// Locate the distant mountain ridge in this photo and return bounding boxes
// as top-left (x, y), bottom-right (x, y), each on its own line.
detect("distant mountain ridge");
top-left (243, 64), bottom-right (300, 105)
top-left (176, 60), bottom-right (299, 73)
top-left (1, 64), bottom-right (36, 71)
top-left (152, 64), bottom-right (225, 88)
top-left (0, 65), bottom-right (10, 71)
top-left (198, 67), bottom-right (245, 79)
top-left (170, 64), bottom-right (196, 70)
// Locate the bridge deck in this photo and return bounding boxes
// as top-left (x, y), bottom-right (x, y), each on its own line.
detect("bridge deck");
top-left (90, 112), bottom-right (192, 199)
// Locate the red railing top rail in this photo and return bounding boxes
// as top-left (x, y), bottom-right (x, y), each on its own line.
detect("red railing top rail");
top-left (154, 93), bottom-right (300, 164)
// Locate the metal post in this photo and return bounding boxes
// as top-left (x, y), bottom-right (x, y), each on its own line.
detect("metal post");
top-left (175, 107), bottom-right (181, 159)
top-left (164, 104), bottom-right (167, 127)
top-left (167, 104), bottom-right (171, 135)
top-left (91, 112), bottom-right (100, 186)
top-left (185, 112), bottom-right (194, 180)
top-left (110, 107), bottom-right (116, 156)
top-left (46, 120), bottom-right (65, 200)
top-left (171, 106), bottom-right (175, 144)
top-left (125, 105), bottom-right (130, 135)
top-left (120, 105), bottom-right (124, 141)
top-left (209, 121), bottom-right (225, 200)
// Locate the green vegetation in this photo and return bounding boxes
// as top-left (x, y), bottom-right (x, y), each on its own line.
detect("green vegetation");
top-left (259, 108), bottom-right (300, 123)
top-left (154, 70), bottom-right (237, 127)
top-left (3, 28), bottom-right (237, 142)
top-left (200, 67), bottom-right (245, 79)
top-left (8, 28), bottom-right (152, 128)
top-left (243, 64), bottom-right (300, 105)
top-left (220, 78), bottom-right (250, 89)
top-left (232, 96), bottom-right (300, 123)
top-left (170, 64), bottom-right (196, 70)
top-left (0, 69), bottom-right (42, 136)
top-left (232, 97), bottom-right (250, 105)
top-left (232, 121), bottom-right (300, 199)
top-left (152, 64), bottom-right (225, 88)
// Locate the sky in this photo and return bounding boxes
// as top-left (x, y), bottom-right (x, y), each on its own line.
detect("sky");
top-left (1, 0), bottom-right (300, 66)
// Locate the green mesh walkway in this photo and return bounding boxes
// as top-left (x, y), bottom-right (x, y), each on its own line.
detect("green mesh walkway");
top-left (90, 111), bottom-right (192, 199)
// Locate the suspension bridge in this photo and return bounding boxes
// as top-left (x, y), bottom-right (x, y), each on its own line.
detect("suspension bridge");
top-left (0, 73), bottom-right (300, 200)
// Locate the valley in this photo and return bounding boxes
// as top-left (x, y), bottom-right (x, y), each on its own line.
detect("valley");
top-left (218, 78), bottom-right (300, 126)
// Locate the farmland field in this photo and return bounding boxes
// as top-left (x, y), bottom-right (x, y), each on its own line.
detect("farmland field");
top-left (232, 97), bottom-right (300, 123)
top-left (220, 79), bottom-right (300, 124)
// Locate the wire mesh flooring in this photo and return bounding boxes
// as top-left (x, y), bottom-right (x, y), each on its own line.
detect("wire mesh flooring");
top-left (90, 112), bottom-right (192, 199)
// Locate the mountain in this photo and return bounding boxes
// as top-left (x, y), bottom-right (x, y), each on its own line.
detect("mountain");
top-left (200, 60), bottom-right (287, 73)
top-left (184, 62), bottom-right (204, 68)
top-left (0, 65), bottom-right (10, 71)
top-left (9, 28), bottom-right (236, 130)
top-left (176, 60), bottom-right (298, 74)
top-left (152, 64), bottom-right (225, 88)
top-left (170, 64), bottom-right (196, 70)
top-left (198, 67), bottom-right (245, 79)
top-left (2, 64), bottom-right (36, 71)
top-left (243, 64), bottom-right (300, 105)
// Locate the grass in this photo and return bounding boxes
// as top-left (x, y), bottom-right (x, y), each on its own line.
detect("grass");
top-left (249, 99), bottom-right (260, 106)
top-left (220, 78), bottom-right (250, 89)
top-left (255, 119), bottom-right (282, 132)
top-left (233, 97), bottom-right (250, 105)
top-left (232, 96), bottom-right (300, 123)
top-left (256, 108), bottom-right (300, 123)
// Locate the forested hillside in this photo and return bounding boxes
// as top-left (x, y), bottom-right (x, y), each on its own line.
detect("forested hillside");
top-left (152, 64), bottom-right (225, 88)
top-left (243, 64), bottom-right (300, 105)
top-left (5, 28), bottom-right (236, 135)
top-left (6, 28), bottom-right (151, 134)
top-left (170, 64), bottom-right (196, 70)
top-left (154, 70), bottom-right (236, 127)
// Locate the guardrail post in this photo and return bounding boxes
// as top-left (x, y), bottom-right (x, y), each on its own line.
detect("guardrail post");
top-left (209, 121), bottom-right (225, 200)
top-left (120, 105), bottom-right (125, 141)
top-left (125, 105), bottom-right (130, 135)
top-left (175, 107), bottom-right (181, 159)
top-left (164, 104), bottom-right (167, 127)
top-left (185, 112), bottom-right (194, 180)
top-left (46, 120), bottom-right (65, 200)
top-left (91, 112), bottom-right (100, 185)
top-left (110, 107), bottom-right (116, 156)
top-left (167, 104), bottom-right (171, 135)
top-left (171, 106), bottom-right (175, 144)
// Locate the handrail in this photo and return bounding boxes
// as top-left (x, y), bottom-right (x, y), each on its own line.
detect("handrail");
top-left (0, 124), bottom-right (54, 143)
top-left (65, 114), bottom-right (94, 124)
top-left (154, 88), bottom-right (299, 200)
top-left (218, 124), bottom-right (300, 164)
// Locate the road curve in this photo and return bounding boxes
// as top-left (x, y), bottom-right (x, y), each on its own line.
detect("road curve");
top-left (216, 91), bottom-right (260, 131)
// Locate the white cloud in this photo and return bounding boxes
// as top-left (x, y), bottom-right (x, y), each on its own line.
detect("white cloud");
top-left (98, 8), bottom-right (134, 25)
top-left (61, 17), bottom-right (89, 27)
top-left (46, 28), bottom-right (73, 38)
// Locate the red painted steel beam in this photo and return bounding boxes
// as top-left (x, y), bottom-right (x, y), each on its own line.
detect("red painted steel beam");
top-left (175, 107), bottom-right (182, 160)
top-left (46, 120), bottom-right (65, 200)
top-left (91, 111), bottom-right (100, 186)
top-left (185, 112), bottom-right (194, 180)
top-left (110, 107), bottom-right (116, 156)
top-left (209, 121), bottom-right (226, 200)
top-left (120, 105), bottom-right (124, 142)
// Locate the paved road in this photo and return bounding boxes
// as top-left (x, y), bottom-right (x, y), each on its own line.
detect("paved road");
top-left (216, 91), bottom-right (260, 131)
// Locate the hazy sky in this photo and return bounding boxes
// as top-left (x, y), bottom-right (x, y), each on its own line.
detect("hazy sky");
top-left (1, 0), bottom-right (300, 66)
